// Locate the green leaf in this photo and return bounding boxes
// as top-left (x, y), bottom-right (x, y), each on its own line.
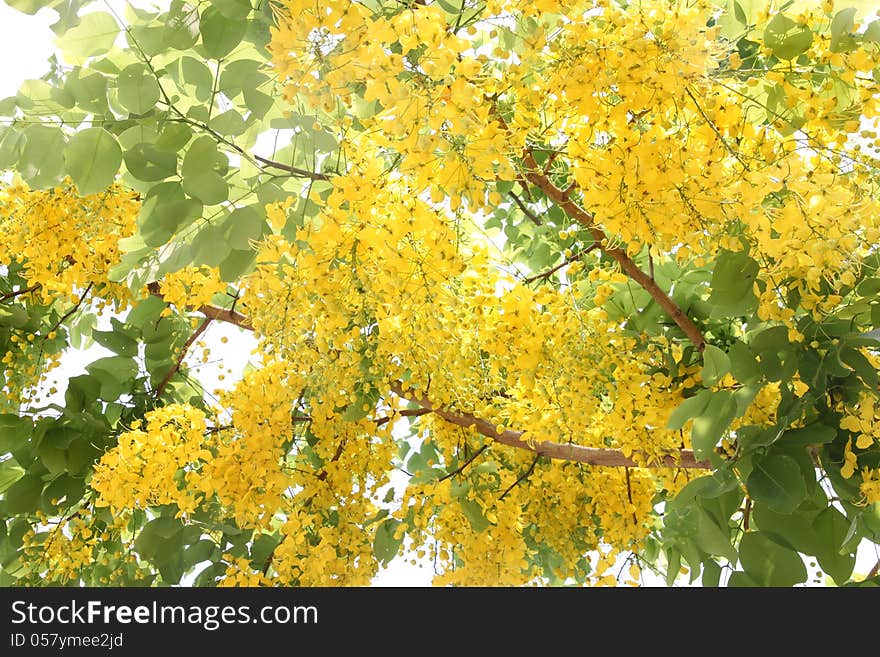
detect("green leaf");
top-left (782, 423), bottom-right (836, 447)
top-left (830, 8), bottom-right (859, 52)
top-left (218, 249), bottom-right (256, 281)
top-left (118, 63), bottom-right (160, 114)
top-left (701, 344), bottom-right (731, 386)
top-left (54, 12), bottom-right (119, 64)
top-left (211, 0), bottom-right (252, 20)
top-left (191, 222), bottom-right (233, 267)
top-left (692, 507), bottom-right (737, 562)
top-left (0, 128), bottom-right (25, 169)
top-left (209, 109), bottom-right (246, 136)
top-left (181, 136), bottom-right (229, 205)
top-left (243, 86), bottom-right (273, 118)
top-left (165, 1), bottom-right (201, 50)
top-left (226, 205), bottom-right (267, 246)
top-left (124, 143), bottom-right (178, 182)
top-left (38, 444), bottom-right (67, 475)
top-left (341, 387), bottom-right (379, 422)
top-left (840, 347), bottom-right (879, 388)
top-left (92, 328), bottom-right (138, 357)
top-left (373, 518), bottom-right (402, 566)
top-left (19, 125), bottom-right (66, 189)
top-left (85, 356), bottom-right (138, 400)
top-left (0, 305), bottom-right (28, 329)
top-left (135, 516), bottom-right (183, 557)
top-left (200, 6), bottom-right (247, 59)
top-left (763, 14), bottom-right (813, 60)
top-left (812, 507), bottom-right (855, 585)
top-left (0, 459), bottom-right (25, 494)
top-left (666, 389), bottom-right (712, 430)
top-left (138, 183), bottom-right (203, 246)
top-left (3, 474), bottom-right (43, 514)
top-left (865, 20), bottom-right (880, 44)
top-left (739, 531), bottom-right (807, 586)
top-left (219, 59), bottom-right (262, 97)
top-left (63, 128), bottom-right (122, 195)
top-left (728, 340), bottom-right (761, 384)
top-left (458, 498), bottom-right (490, 532)
top-left (753, 502), bottom-right (819, 554)
top-left (65, 68), bottom-right (109, 113)
top-left (747, 454), bottom-right (807, 514)
top-left (185, 539), bottom-right (218, 568)
top-left (702, 559), bottom-right (722, 587)
top-left (709, 250), bottom-right (758, 317)
top-left (173, 56), bottom-right (213, 101)
top-left (691, 391), bottom-right (737, 460)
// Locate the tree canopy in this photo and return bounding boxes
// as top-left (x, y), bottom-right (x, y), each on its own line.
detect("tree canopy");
top-left (1, 0), bottom-right (880, 587)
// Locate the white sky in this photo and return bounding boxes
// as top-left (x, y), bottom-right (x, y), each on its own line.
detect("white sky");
top-left (1, 0), bottom-right (877, 587)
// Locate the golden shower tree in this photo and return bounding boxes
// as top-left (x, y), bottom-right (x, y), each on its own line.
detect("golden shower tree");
top-left (1, 0), bottom-right (879, 586)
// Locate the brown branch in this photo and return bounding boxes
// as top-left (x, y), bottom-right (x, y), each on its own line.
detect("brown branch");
top-left (253, 155), bottom-right (331, 181)
top-left (523, 243), bottom-right (599, 284)
top-left (508, 191), bottom-right (542, 226)
top-left (499, 454), bottom-right (540, 500)
top-left (154, 318), bottom-right (211, 398)
top-left (0, 283), bottom-right (41, 303)
top-left (374, 408), bottom-right (432, 427)
top-left (438, 444), bottom-right (488, 482)
top-left (390, 382), bottom-right (710, 469)
top-left (743, 496), bottom-right (751, 532)
top-left (867, 560), bottom-right (880, 581)
top-left (46, 283), bottom-right (93, 336)
top-left (147, 282), bottom-right (252, 330)
top-left (144, 266), bottom-right (708, 469)
top-left (492, 108), bottom-right (706, 352)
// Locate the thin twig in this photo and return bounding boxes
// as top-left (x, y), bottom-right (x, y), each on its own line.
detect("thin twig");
top-left (46, 283), bottom-right (93, 336)
top-left (508, 191), bottom-right (542, 225)
top-left (499, 454), bottom-right (540, 500)
top-left (374, 408), bottom-right (431, 427)
top-left (743, 497), bottom-right (751, 532)
top-left (438, 444), bottom-right (488, 482)
top-left (684, 87), bottom-right (749, 170)
top-left (523, 243), bottom-right (599, 284)
top-left (866, 560), bottom-right (880, 580)
top-left (154, 318), bottom-right (211, 398)
top-left (0, 283), bottom-right (41, 303)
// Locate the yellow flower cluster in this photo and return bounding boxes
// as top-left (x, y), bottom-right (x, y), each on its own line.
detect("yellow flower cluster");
top-left (0, 182), bottom-right (138, 306)
top-left (156, 265), bottom-right (227, 318)
top-left (90, 404), bottom-right (214, 516)
top-left (242, 151), bottom-right (699, 582)
top-left (21, 509), bottom-right (139, 585)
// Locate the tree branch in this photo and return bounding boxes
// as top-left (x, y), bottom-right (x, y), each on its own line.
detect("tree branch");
top-left (147, 282), bottom-right (252, 330)
top-left (0, 283), bottom-right (41, 303)
top-left (508, 191), bottom-right (542, 226)
top-left (389, 382), bottom-right (710, 469)
top-left (523, 243), bottom-right (599, 284)
top-left (499, 454), bottom-right (540, 500)
top-left (46, 283), bottom-right (93, 336)
top-left (684, 87), bottom-right (749, 170)
top-left (438, 444), bottom-right (488, 482)
top-left (492, 108), bottom-right (706, 352)
top-left (154, 318), bottom-right (211, 398)
top-left (144, 269), bottom-right (707, 469)
top-left (253, 155), bottom-right (331, 181)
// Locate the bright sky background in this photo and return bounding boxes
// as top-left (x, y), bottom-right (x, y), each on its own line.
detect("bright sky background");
top-left (1, 0), bottom-right (877, 587)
